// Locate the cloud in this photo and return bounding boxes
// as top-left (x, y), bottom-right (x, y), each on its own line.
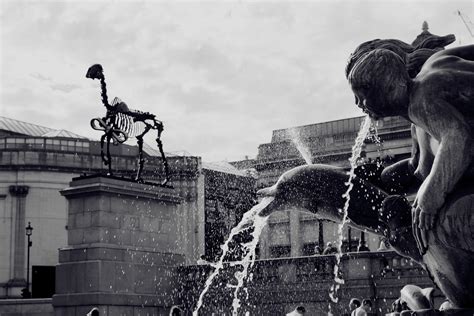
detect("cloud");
top-left (50, 83), bottom-right (81, 93)
top-left (30, 72), bottom-right (52, 82)
top-left (2, 0), bottom-right (474, 162)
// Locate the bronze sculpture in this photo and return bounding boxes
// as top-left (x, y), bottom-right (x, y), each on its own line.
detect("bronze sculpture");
top-left (258, 24), bottom-right (474, 312)
top-left (86, 64), bottom-right (170, 184)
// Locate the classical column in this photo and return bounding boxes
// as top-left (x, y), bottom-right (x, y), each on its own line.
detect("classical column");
top-left (259, 224), bottom-right (270, 259)
top-left (289, 209), bottom-right (301, 257)
top-left (9, 185), bottom-right (29, 282)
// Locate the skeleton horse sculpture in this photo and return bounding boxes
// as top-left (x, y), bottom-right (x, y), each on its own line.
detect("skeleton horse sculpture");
top-left (86, 64), bottom-right (170, 185)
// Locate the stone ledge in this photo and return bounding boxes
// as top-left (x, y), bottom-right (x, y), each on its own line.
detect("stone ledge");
top-left (0, 298), bottom-right (52, 305)
top-left (52, 292), bottom-right (178, 307)
top-left (60, 176), bottom-right (182, 204)
top-left (58, 244), bottom-right (185, 265)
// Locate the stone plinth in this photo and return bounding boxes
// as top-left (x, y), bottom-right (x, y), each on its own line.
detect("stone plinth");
top-left (53, 176), bottom-right (183, 316)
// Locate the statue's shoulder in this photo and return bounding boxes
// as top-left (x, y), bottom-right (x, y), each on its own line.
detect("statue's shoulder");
top-left (413, 65), bottom-right (449, 97)
top-left (421, 53), bottom-right (463, 74)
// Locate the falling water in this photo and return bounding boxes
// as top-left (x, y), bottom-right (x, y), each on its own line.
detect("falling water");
top-left (329, 115), bottom-right (372, 303)
top-left (369, 121), bottom-right (382, 146)
top-left (288, 128), bottom-right (312, 164)
top-left (229, 213), bottom-right (268, 314)
top-left (194, 127), bottom-right (312, 314)
top-left (369, 121), bottom-right (384, 167)
top-left (193, 197), bottom-right (273, 316)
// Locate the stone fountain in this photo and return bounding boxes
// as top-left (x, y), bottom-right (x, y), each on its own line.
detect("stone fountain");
top-left (258, 24), bottom-right (474, 314)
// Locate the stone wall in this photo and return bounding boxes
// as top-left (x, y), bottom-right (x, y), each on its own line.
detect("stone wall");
top-left (203, 168), bottom-right (256, 261)
top-left (0, 298), bottom-right (53, 316)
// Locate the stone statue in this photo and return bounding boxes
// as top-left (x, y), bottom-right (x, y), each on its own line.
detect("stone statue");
top-left (258, 25), bottom-right (474, 311)
top-left (86, 64), bottom-right (170, 184)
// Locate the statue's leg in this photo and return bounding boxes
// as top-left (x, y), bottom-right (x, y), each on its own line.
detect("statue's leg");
top-left (135, 135), bottom-right (144, 182)
top-left (100, 134), bottom-right (107, 165)
top-left (380, 195), bottom-right (423, 262)
top-left (355, 159), bottom-right (422, 261)
top-left (349, 176), bottom-right (422, 262)
top-left (156, 136), bottom-right (169, 185)
top-left (100, 133), bottom-right (113, 176)
top-left (380, 158), bottom-right (421, 194)
top-left (106, 134), bottom-right (112, 175)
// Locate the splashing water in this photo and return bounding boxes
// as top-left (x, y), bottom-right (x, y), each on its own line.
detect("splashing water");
top-left (329, 115), bottom-right (372, 303)
top-left (369, 121), bottom-right (382, 146)
top-left (370, 122), bottom-right (384, 167)
top-left (193, 197), bottom-right (273, 316)
top-left (229, 213), bottom-right (268, 314)
top-left (288, 128), bottom-right (312, 164)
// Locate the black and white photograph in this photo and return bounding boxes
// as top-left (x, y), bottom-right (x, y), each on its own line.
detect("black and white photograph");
top-left (1, 0), bottom-right (474, 315)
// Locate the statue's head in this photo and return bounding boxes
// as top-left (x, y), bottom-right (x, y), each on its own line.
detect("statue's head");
top-left (345, 39), bottom-right (413, 79)
top-left (86, 64), bottom-right (104, 80)
top-left (347, 49), bottom-right (410, 119)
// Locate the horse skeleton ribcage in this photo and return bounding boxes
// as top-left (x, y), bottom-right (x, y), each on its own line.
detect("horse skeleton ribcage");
top-left (113, 112), bottom-right (148, 139)
top-left (110, 97), bottom-right (155, 140)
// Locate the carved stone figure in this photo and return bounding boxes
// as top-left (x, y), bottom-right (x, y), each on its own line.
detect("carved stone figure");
top-left (258, 25), bottom-right (474, 311)
top-left (86, 64), bottom-right (169, 184)
top-left (346, 35), bottom-right (474, 236)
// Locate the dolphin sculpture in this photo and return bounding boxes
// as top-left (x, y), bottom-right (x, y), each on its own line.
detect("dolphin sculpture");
top-left (257, 164), bottom-right (474, 309)
top-left (258, 164), bottom-right (421, 262)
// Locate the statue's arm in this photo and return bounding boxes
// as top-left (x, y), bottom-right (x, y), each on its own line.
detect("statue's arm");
top-left (410, 97), bottom-right (472, 227)
top-left (408, 124), bottom-right (419, 173)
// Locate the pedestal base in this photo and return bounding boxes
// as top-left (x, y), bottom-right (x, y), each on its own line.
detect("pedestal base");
top-left (53, 176), bottom-right (183, 316)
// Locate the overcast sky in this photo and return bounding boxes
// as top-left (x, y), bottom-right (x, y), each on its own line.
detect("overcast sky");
top-left (1, 0), bottom-right (473, 162)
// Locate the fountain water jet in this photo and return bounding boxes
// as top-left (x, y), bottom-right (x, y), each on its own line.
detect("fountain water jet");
top-left (193, 197), bottom-right (273, 316)
top-left (288, 128), bottom-right (312, 164)
top-left (330, 115), bottom-right (371, 303)
top-left (229, 213), bottom-right (268, 314)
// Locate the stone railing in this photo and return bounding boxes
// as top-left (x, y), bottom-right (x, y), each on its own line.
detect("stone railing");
top-left (178, 251), bottom-right (440, 315)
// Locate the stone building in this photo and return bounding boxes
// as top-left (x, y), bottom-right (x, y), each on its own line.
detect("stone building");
top-left (201, 162), bottom-right (256, 261)
top-left (233, 115), bottom-right (412, 259)
top-left (0, 116), bottom-right (255, 298)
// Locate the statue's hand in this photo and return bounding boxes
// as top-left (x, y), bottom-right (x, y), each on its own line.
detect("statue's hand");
top-left (412, 183), bottom-right (444, 254)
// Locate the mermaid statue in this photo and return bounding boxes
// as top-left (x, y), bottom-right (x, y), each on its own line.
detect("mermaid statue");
top-left (258, 24), bottom-right (474, 312)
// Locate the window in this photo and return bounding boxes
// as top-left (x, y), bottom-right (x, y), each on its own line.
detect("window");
top-left (6, 138), bottom-right (16, 149)
top-left (33, 139), bottom-right (44, 149)
top-left (60, 140), bottom-right (68, 151)
top-left (45, 139), bottom-right (54, 150)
